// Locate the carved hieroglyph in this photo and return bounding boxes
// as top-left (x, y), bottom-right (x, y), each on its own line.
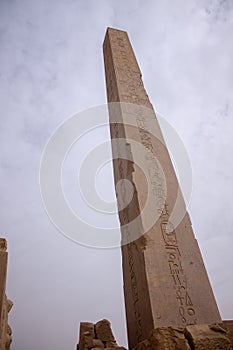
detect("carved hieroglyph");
top-left (103, 28), bottom-right (221, 349)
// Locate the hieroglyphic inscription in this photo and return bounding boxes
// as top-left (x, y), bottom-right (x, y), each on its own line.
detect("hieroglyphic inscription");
top-left (136, 113), bottom-right (196, 325)
top-left (111, 32), bottom-right (150, 107)
top-left (136, 114), bottom-right (166, 212)
top-left (160, 205), bottom-right (197, 325)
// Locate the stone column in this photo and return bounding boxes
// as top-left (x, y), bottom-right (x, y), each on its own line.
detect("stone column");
top-left (103, 28), bottom-right (221, 349)
top-left (0, 239), bottom-right (8, 350)
top-left (0, 239), bottom-right (12, 350)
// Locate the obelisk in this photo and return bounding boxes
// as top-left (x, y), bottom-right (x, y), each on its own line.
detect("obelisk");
top-left (103, 28), bottom-right (221, 349)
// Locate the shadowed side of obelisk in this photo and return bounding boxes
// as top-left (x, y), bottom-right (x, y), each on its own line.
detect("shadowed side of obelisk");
top-left (103, 28), bottom-right (155, 347)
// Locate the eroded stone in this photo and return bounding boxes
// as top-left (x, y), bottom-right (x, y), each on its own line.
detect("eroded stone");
top-left (79, 322), bottom-right (95, 350)
top-left (185, 324), bottom-right (232, 350)
top-left (95, 319), bottom-right (115, 342)
top-left (133, 327), bottom-right (190, 350)
top-left (77, 319), bottom-right (126, 350)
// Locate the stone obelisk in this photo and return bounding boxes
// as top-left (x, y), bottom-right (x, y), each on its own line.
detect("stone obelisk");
top-left (103, 28), bottom-right (221, 349)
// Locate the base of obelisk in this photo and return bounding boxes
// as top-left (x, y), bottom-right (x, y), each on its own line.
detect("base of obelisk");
top-left (132, 323), bottom-right (233, 350)
top-left (76, 320), bottom-right (233, 350)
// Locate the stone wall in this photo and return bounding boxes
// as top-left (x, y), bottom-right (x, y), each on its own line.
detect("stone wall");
top-left (77, 319), bottom-right (126, 350)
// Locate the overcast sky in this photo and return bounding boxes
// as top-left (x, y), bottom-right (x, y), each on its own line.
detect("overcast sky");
top-left (0, 0), bottom-right (233, 349)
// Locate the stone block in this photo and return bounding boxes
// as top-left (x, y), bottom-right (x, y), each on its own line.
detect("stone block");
top-left (95, 319), bottom-right (115, 342)
top-left (132, 326), bottom-right (190, 350)
top-left (185, 324), bottom-right (232, 350)
top-left (77, 319), bottom-right (126, 350)
top-left (105, 340), bottom-right (118, 348)
top-left (222, 320), bottom-right (233, 347)
top-left (79, 322), bottom-right (95, 350)
top-left (92, 339), bottom-right (104, 349)
top-left (151, 327), bottom-right (190, 350)
top-left (0, 239), bottom-right (7, 252)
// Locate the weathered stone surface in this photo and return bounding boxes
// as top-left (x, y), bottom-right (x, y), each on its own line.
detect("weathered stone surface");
top-left (132, 324), bottom-right (232, 349)
top-left (105, 340), bottom-right (118, 348)
top-left (0, 239), bottom-right (7, 252)
top-left (150, 327), bottom-right (190, 350)
top-left (0, 239), bottom-right (13, 350)
top-left (222, 320), bottom-right (233, 347)
top-left (79, 322), bottom-right (95, 350)
top-left (133, 327), bottom-right (190, 350)
top-left (185, 324), bottom-right (232, 350)
top-left (0, 240), bottom-right (7, 318)
top-left (103, 27), bottom-right (222, 349)
top-left (5, 325), bottom-right (12, 350)
top-left (95, 319), bottom-right (115, 342)
top-left (77, 319), bottom-right (126, 350)
top-left (92, 339), bottom-right (104, 349)
top-left (77, 319), bottom-right (232, 350)
top-left (105, 348), bottom-right (126, 350)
